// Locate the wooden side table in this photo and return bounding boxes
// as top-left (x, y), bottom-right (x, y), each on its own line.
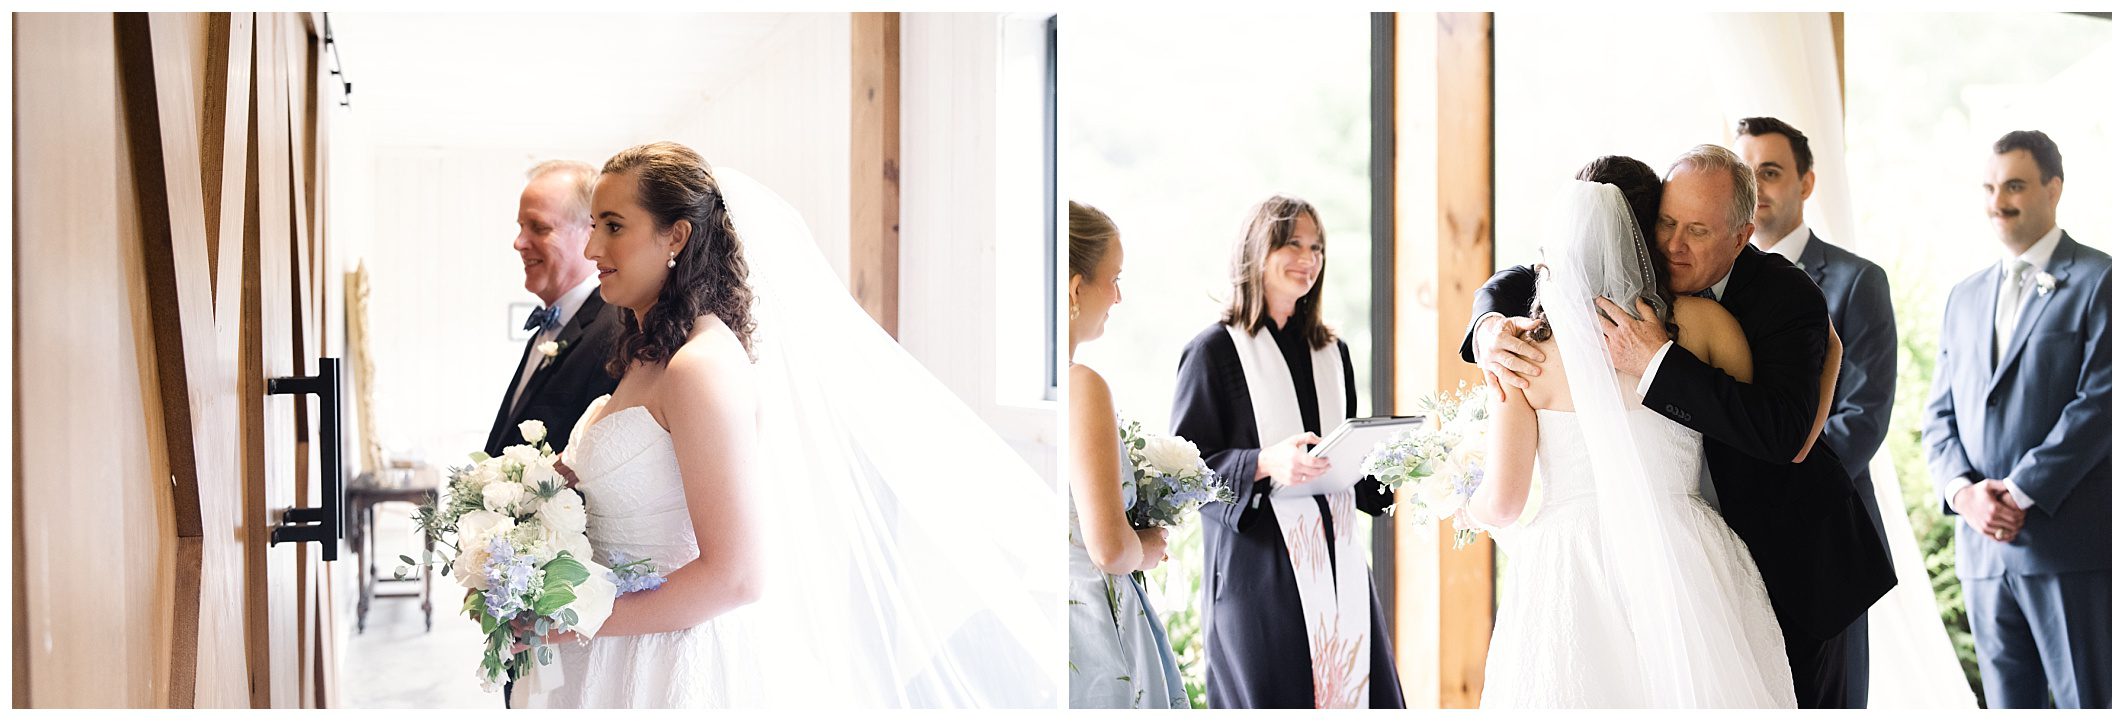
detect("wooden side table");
top-left (350, 469), bottom-right (438, 633)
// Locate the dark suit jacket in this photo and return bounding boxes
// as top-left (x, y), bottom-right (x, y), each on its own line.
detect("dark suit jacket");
top-left (483, 291), bottom-right (624, 457)
top-left (1799, 234), bottom-right (1896, 546)
top-left (1925, 232), bottom-right (2111, 579)
top-left (1463, 246), bottom-right (1895, 642)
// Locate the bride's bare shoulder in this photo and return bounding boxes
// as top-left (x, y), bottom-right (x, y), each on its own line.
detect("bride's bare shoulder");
top-left (1670, 296), bottom-right (1745, 347)
top-left (659, 315), bottom-right (754, 411)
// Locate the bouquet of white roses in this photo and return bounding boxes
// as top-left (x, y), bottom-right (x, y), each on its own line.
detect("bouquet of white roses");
top-left (1118, 419), bottom-right (1229, 530)
top-left (403, 420), bottom-right (666, 692)
top-left (1361, 383), bottom-right (1491, 548)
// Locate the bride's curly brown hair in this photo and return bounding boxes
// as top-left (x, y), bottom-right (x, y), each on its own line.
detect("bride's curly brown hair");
top-left (601, 141), bottom-right (758, 377)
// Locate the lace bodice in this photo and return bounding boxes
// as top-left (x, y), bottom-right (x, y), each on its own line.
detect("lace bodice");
top-left (563, 395), bottom-right (697, 574)
top-left (1531, 406), bottom-right (1705, 507)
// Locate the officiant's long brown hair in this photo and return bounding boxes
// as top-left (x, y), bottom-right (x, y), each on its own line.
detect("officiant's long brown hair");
top-left (1223, 194), bottom-right (1336, 350)
top-left (602, 141), bottom-right (759, 376)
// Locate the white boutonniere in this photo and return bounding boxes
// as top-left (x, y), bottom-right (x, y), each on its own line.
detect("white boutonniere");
top-left (2034, 271), bottom-right (2059, 296)
top-left (537, 340), bottom-right (568, 359)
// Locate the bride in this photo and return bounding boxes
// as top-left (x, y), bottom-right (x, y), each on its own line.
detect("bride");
top-left (510, 142), bottom-right (1058, 708)
top-left (1468, 156), bottom-right (1840, 707)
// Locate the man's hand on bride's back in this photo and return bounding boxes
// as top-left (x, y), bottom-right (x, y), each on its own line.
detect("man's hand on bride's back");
top-left (1476, 314), bottom-right (1547, 400)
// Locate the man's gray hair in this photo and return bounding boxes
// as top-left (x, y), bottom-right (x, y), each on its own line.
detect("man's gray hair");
top-left (526, 159), bottom-right (597, 224)
top-left (1666, 144), bottom-right (1757, 233)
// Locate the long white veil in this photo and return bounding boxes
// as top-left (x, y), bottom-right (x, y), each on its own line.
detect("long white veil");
top-left (718, 168), bottom-right (1063, 708)
top-left (1535, 180), bottom-right (1788, 706)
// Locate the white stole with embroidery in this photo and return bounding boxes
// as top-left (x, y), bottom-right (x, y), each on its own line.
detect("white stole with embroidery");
top-left (1223, 323), bottom-right (1370, 709)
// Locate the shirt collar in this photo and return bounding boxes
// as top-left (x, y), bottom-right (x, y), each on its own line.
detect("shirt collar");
top-left (1700, 263), bottom-right (1738, 302)
top-left (2006, 226), bottom-right (2064, 274)
top-left (1761, 223), bottom-right (1811, 270)
top-left (546, 275), bottom-right (600, 329)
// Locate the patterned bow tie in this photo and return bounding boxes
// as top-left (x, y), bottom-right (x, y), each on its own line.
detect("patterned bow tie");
top-left (523, 305), bottom-right (561, 332)
top-left (1690, 288), bottom-right (1716, 300)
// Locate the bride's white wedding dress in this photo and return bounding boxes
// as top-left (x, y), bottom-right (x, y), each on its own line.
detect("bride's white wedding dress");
top-left (1481, 405), bottom-right (1795, 707)
top-left (1478, 179), bottom-right (1795, 708)
top-left (513, 395), bottom-right (760, 709)
top-left (508, 167), bottom-right (1058, 709)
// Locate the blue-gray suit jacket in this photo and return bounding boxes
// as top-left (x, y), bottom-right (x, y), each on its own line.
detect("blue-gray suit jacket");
top-left (1800, 234), bottom-right (1896, 544)
top-left (1924, 232), bottom-right (2111, 579)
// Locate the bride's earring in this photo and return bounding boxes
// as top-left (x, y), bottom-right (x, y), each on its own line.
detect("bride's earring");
top-left (1069, 303), bottom-right (1079, 320)
top-left (666, 250), bottom-right (678, 269)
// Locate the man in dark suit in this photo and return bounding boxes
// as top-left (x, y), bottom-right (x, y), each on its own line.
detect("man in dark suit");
top-left (491, 160), bottom-right (621, 707)
top-left (1462, 144), bottom-right (1894, 707)
top-left (1736, 116), bottom-right (1897, 707)
top-left (1924, 130), bottom-right (2109, 708)
top-left (486, 160), bottom-right (624, 459)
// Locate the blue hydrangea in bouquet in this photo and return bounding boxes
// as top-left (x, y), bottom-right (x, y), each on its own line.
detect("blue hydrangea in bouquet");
top-left (401, 419), bottom-right (667, 692)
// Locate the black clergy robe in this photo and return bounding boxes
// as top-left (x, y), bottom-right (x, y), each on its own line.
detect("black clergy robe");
top-left (1171, 320), bottom-right (1405, 709)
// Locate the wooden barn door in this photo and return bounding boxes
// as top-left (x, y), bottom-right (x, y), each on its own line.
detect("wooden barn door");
top-left (13, 11), bottom-right (343, 709)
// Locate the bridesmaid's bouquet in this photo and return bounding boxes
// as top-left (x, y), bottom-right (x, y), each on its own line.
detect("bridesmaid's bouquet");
top-left (1362, 383), bottom-right (1491, 548)
top-left (1117, 419), bottom-right (1229, 530)
top-left (402, 420), bottom-right (665, 692)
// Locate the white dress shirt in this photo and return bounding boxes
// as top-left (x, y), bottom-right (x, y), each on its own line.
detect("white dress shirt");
top-left (508, 275), bottom-right (600, 415)
top-left (1758, 223), bottom-right (1811, 272)
top-left (1943, 225), bottom-right (2063, 514)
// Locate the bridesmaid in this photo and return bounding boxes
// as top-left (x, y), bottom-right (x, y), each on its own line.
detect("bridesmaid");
top-left (1066, 201), bottom-right (1188, 709)
top-left (1170, 195), bottom-right (1404, 709)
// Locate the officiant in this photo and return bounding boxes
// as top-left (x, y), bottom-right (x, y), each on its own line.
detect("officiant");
top-left (1171, 195), bottom-right (1403, 709)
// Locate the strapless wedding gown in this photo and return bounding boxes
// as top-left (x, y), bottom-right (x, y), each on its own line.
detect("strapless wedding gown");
top-left (514, 395), bottom-right (759, 708)
top-left (1479, 406), bottom-right (1795, 708)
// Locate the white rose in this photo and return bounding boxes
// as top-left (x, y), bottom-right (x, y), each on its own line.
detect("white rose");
top-left (559, 560), bottom-right (619, 639)
top-left (537, 489), bottom-right (588, 535)
top-left (518, 419), bottom-right (548, 446)
top-left (519, 460), bottom-right (561, 495)
top-left (451, 510), bottom-right (515, 590)
top-left (457, 461), bottom-right (498, 496)
top-left (502, 444), bottom-right (544, 471)
top-left (1417, 478), bottom-right (1466, 518)
top-left (482, 481), bottom-right (529, 515)
top-left (1139, 433), bottom-right (1203, 476)
top-left (536, 340), bottom-right (561, 359)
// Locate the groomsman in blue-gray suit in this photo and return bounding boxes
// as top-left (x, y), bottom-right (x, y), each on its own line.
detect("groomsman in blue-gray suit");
top-left (1735, 116), bottom-right (1895, 708)
top-left (1924, 130), bottom-right (2110, 708)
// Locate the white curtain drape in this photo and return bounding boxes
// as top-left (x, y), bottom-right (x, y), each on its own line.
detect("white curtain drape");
top-left (1703, 12), bottom-right (1976, 709)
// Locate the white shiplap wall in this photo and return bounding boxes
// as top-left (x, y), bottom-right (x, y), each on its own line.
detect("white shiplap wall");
top-left (900, 13), bottom-right (1059, 485)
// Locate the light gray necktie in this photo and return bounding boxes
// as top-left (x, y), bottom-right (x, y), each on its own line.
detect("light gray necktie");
top-left (1994, 259), bottom-right (2031, 365)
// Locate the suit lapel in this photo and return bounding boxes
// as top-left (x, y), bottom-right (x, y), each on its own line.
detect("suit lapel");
top-left (1989, 234), bottom-right (2079, 389)
top-left (1800, 231), bottom-right (1829, 286)
top-left (1720, 245), bottom-right (1765, 308)
top-left (486, 332), bottom-right (541, 452)
top-left (517, 290), bottom-right (608, 407)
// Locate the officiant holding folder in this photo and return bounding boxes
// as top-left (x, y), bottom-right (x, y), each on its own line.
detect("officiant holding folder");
top-left (1170, 195), bottom-right (1404, 709)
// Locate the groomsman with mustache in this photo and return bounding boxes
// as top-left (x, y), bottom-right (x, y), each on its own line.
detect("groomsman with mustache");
top-left (1925, 130), bottom-right (2110, 708)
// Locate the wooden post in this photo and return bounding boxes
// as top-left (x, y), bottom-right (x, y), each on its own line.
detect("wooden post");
top-left (850, 12), bottom-right (901, 337)
top-left (1432, 12), bottom-right (1496, 709)
top-left (1391, 11), bottom-right (1495, 709)
top-left (1829, 12), bottom-right (1845, 120)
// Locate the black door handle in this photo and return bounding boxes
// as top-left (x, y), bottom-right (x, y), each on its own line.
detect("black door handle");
top-left (268, 357), bottom-right (344, 562)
